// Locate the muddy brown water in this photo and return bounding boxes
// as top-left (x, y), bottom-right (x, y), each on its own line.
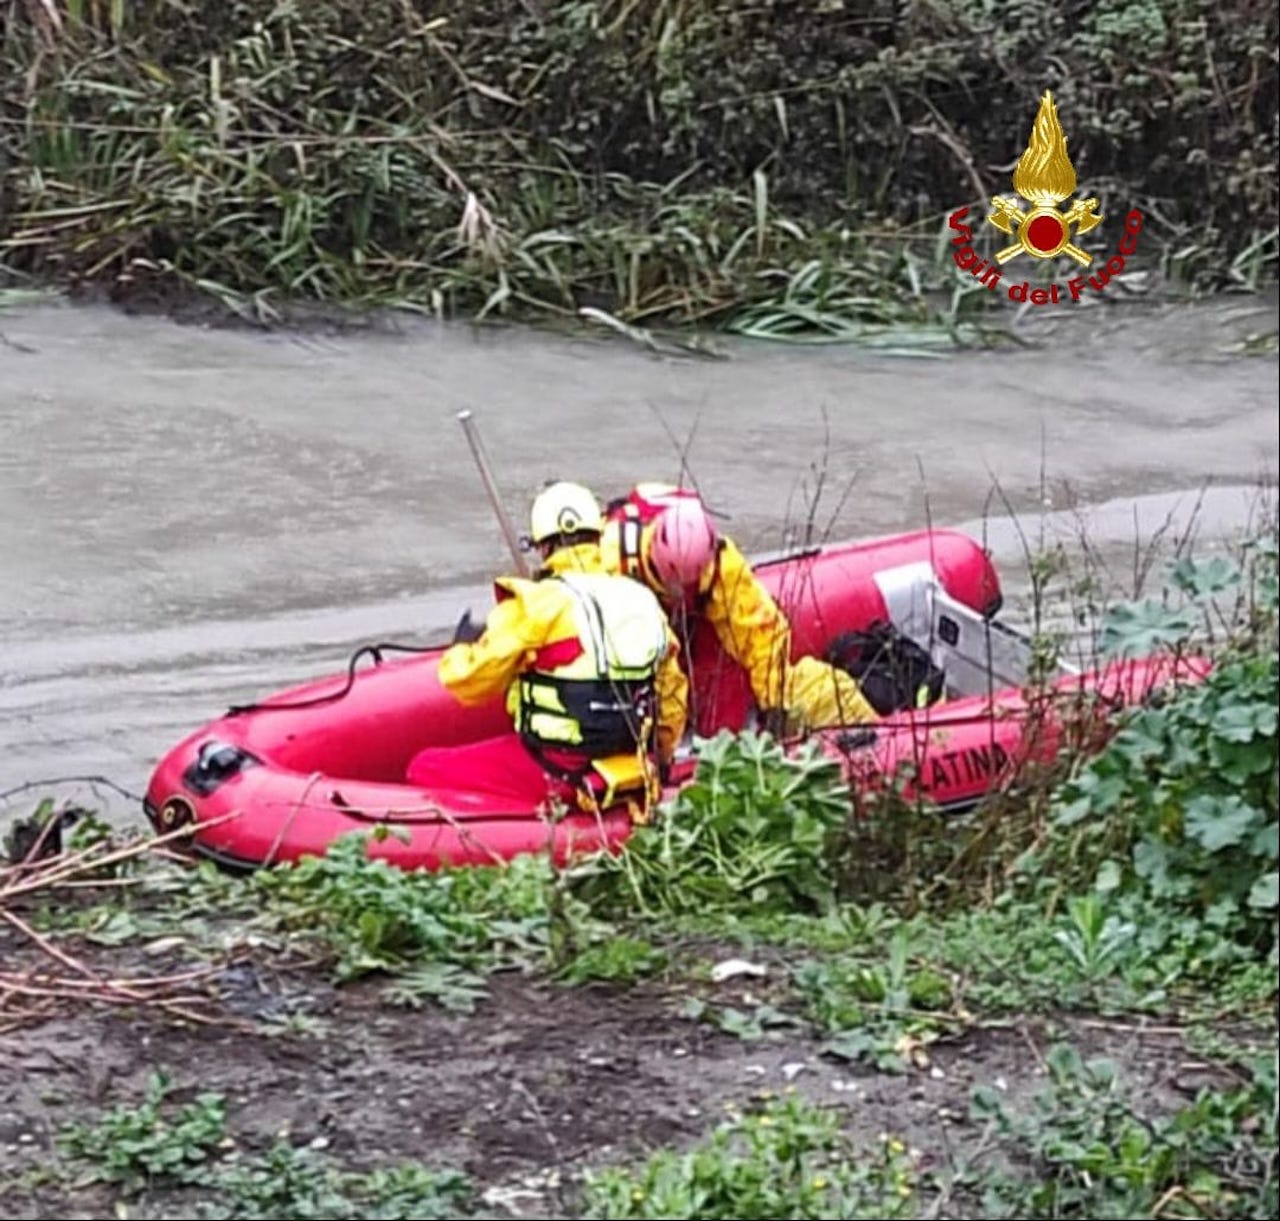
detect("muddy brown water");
top-left (1, 295), bottom-right (1277, 828)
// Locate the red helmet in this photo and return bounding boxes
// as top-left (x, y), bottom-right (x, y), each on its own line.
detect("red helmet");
top-left (646, 498), bottom-right (717, 594)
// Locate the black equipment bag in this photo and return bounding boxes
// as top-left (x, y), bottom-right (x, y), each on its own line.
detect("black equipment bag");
top-left (825, 622), bottom-right (947, 715)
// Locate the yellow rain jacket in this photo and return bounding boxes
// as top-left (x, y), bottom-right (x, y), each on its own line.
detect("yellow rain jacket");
top-left (438, 542), bottom-right (689, 765)
top-left (600, 497), bottom-right (878, 731)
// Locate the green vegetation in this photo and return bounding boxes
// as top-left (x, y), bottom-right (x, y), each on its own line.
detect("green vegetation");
top-left (577, 730), bottom-right (853, 918)
top-left (576, 1053), bottom-right (1279, 1221)
top-left (57, 1071), bottom-right (477, 1219)
top-left (202, 1150), bottom-right (474, 1221)
top-left (2, 1), bottom-right (1276, 334)
top-left (1051, 545), bottom-right (1280, 949)
top-left (968, 1042), bottom-right (1277, 1220)
top-left (59, 1070), bottom-right (228, 1192)
top-left (48, 1051), bottom-right (1275, 1219)
top-left (249, 835), bottom-right (557, 994)
top-left (4, 531), bottom-right (1277, 1218)
top-left (581, 1093), bottom-right (918, 1219)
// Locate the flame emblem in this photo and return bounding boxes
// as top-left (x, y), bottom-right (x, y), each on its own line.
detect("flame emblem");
top-left (987, 91), bottom-right (1102, 267)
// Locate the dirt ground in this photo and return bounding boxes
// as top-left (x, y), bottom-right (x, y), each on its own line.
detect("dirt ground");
top-left (0, 926), bottom-right (1238, 1221)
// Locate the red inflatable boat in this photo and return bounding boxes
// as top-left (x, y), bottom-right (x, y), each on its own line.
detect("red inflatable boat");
top-left (143, 528), bottom-right (1204, 872)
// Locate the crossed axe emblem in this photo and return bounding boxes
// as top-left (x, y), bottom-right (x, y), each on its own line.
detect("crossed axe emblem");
top-left (987, 195), bottom-right (1103, 267)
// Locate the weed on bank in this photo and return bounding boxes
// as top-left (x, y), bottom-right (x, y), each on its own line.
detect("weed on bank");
top-left (4, 536), bottom-right (1277, 1218)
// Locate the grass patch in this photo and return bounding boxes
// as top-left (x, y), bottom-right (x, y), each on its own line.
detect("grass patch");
top-left (964, 1042), bottom-right (1278, 1220)
top-left (55, 1070), bottom-right (477, 1219)
top-left (579, 1093), bottom-right (919, 1219)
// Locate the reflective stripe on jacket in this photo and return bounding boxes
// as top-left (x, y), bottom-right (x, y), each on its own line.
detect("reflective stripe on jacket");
top-left (514, 570), bottom-right (669, 754)
top-left (437, 542), bottom-right (689, 761)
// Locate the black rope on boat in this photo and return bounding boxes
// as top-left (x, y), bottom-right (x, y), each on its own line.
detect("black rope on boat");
top-left (226, 641), bottom-right (440, 716)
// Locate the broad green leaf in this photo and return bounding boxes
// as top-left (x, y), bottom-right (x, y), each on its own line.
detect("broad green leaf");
top-left (1045, 1042), bottom-right (1085, 1081)
top-left (1251, 822), bottom-right (1280, 862)
top-left (1183, 794), bottom-right (1261, 852)
top-left (1247, 870), bottom-right (1279, 910)
top-left (1213, 702), bottom-right (1277, 742)
top-left (970, 1085), bottom-right (1006, 1119)
top-left (1169, 554), bottom-right (1241, 597)
top-left (86, 909), bottom-right (141, 946)
top-left (717, 1006), bottom-right (765, 1040)
top-left (1134, 837), bottom-right (1176, 896)
top-left (1095, 859), bottom-right (1123, 893)
top-left (1209, 736), bottom-right (1278, 783)
top-left (823, 1028), bottom-right (878, 1063)
top-left (1100, 600), bottom-right (1199, 659)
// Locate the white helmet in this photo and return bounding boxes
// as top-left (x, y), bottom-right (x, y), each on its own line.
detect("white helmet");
top-left (529, 481), bottom-right (604, 545)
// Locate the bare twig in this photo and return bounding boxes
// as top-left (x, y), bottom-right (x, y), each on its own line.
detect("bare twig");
top-left (510, 1077), bottom-right (562, 1159)
top-left (0, 977), bottom-right (254, 1031)
top-left (924, 1123), bottom-right (999, 1220)
top-left (0, 774), bottom-right (146, 805)
top-left (646, 397), bottom-right (705, 497)
top-left (0, 907), bottom-right (145, 996)
top-left (0, 812), bottom-right (242, 900)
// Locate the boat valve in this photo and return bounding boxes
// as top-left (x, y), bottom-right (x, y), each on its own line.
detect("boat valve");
top-left (183, 739), bottom-right (255, 796)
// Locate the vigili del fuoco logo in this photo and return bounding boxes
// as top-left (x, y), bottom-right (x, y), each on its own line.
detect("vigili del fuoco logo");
top-left (947, 90), bottom-right (1144, 305)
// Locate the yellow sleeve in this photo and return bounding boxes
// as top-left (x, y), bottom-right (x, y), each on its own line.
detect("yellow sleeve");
top-left (437, 582), bottom-right (549, 705)
top-left (703, 538), bottom-right (792, 709)
top-left (597, 520), bottom-right (622, 575)
top-left (653, 622), bottom-right (689, 763)
top-left (697, 538), bottom-right (880, 729)
top-left (783, 654), bottom-right (879, 729)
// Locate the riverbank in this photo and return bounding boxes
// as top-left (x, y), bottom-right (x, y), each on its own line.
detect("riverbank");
top-left (3, 519), bottom-right (1277, 1217)
top-left (3, 1), bottom-right (1276, 332)
top-left (3, 881), bottom-right (1271, 1220)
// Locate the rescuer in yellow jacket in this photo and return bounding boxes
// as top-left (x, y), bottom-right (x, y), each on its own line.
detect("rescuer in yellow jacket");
top-left (598, 482), bottom-right (879, 733)
top-left (406, 482), bottom-right (688, 815)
